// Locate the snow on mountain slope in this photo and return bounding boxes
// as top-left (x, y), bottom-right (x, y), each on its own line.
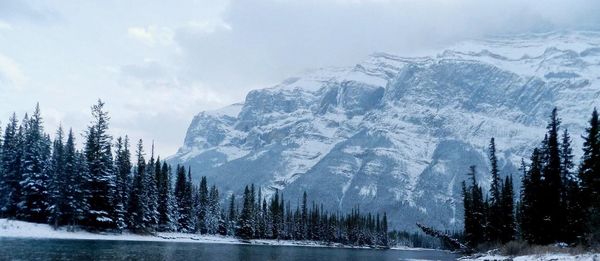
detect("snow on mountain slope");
top-left (169, 31), bottom-right (600, 231)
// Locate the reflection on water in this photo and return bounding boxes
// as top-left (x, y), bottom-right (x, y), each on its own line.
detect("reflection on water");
top-left (0, 238), bottom-right (460, 261)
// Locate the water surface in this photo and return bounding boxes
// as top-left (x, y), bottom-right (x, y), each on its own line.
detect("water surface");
top-left (0, 238), bottom-right (460, 260)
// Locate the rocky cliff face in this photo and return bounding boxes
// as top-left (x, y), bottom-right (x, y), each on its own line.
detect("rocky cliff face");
top-left (169, 31), bottom-right (600, 231)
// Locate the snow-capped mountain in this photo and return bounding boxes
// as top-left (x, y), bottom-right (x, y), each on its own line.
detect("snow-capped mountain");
top-left (169, 31), bottom-right (600, 231)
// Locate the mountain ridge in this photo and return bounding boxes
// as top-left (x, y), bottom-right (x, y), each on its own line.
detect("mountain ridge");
top-left (169, 31), bottom-right (600, 231)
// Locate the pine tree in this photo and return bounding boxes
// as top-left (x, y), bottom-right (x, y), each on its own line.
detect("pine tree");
top-left (18, 104), bottom-right (51, 223)
top-left (83, 100), bottom-right (117, 230)
top-left (196, 176), bottom-right (209, 234)
top-left (48, 126), bottom-right (66, 227)
top-left (206, 185), bottom-right (220, 234)
top-left (63, 130), bottom-right (86, 228)
top-left (538, 108), bottom-right (564, 243)
top-left (580, 108), bottom-right (600, 244)
top-left (559, 128), bottom-right (585, 243)
top-left (127, 140), bottom-right (146, 232)
top-left (499, 175), bottom-right (515, 243)
top-left (143, 144), bottom-right (158, 231)
top-left (114, 136), bottom-right (132, 230)
top-left (0, 114), bottom-right (22, 218)
top-left (520, 149), bottom-right (545, 244)
top-left (174, 165), bottom-right (192, 232)
top-left (301, 191), bottom-right (308, 240)
top-left (467, 166), bottom-right (485, 245)
top-left (487, 138), bottom-right (502, 242)
top-left (228, 193), bottom-right (237, 236)
top-left (238, 185), bottom-right (255, 239)
top-left (157, 162), bottom-right (176, 232)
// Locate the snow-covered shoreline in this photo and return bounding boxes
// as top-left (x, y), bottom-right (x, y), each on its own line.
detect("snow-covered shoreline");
top-left (0, 219), bottom-right (410, 251)
top-left (460, 252), bottom-right (600, 260)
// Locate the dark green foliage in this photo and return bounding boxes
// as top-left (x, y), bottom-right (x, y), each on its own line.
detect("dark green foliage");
top-left (487, 138), bottom-right (503, 243)
top-left (83, 100), bottom-right (117, 230)
top-left (580, 109), bottom-right (600, 245)
top-left (114, 136), bottom-right (132, 230)
top-left (0, 114), bottom-right (22, 217)
top-left (499, 175), bottom-right (515, 243)
top-left (463, 165), bottom-right (486, 247)
top-left (18, 104), bottom-right (51, 223)
top-left (174, 165), bottom-right (193, 232)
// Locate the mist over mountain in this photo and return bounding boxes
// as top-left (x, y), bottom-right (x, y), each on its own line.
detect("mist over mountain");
top-left (169, 31), bottom-right (600, 231)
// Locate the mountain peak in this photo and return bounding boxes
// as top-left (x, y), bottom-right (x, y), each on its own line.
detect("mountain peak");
top-left (170, 31), bottom-right (600, 231)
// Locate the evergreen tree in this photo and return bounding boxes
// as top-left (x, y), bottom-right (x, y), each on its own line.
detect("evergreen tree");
top-left (487, 138), bottom-right (502, 242)
top-left (0, 114), bottom-right (22, 217)
top-left (467, 166), bottom-right (485, 245)
top-left (539, 108), bottom-right (564, 243)
top-left (63, 130), bottom-right (86, 228)
top-left (520, 149), bottom-right (544, 244)
top-left (196, 176), bottom-right (209, 234)
top-left (228, 193), bottom-right (237, 236)
top-left (143, 144), bottom-right (158, 231)
top-left (114, 136), bottom-right (132, 230)
top-left (157, 162), bottom-right (176, 232)
top-left (499, 175), bottom-right (515, 243)
top-left (18, 104), bottom-right (51, 223)
top-left (174, 165), bottom-right (192, 232)
top-left (238, 185), bottom-right (254, 239)
top-left (83, 100), bottom-right (117, 230)
top-left (301, 191), bottom-right (308, 240)
top-left (206, 185), bottom-right (220, 234)
top-left (48, 126), bottom-right (66, 227)
top-left (561, 128), bottom-right (585, 243)
top-left (580, 108), bottom-right (600, 244)
top-left (127, 140), bottom-right (146, 232)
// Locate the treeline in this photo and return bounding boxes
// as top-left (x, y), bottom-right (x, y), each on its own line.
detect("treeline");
top-left (0, 100), bottom-right (389, 247)
top-left (389, 230), bottom-right (463, 250)
top-left (227, 187), bottom-right (389, 246)
top-left (462, 108), bottom-right (600, 248)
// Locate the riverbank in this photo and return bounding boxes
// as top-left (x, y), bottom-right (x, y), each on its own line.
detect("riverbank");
top-left (460, 253), bottom-right (599, 260)
top-left (0, 218), bottom-right (411, 251)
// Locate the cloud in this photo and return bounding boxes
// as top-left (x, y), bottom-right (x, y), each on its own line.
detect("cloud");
top-left (0, 0), bottom-right (60, 24)
top-left (185, 19), bottom-right (232, 34)
top-left (0, 53), bottom-right (26, 89)
top-left (128, 26), bottom-right (174, 46)
top-left (0, 20), bottom-right (12, 30)
top-left (168, 0), bottom-right (600, 96)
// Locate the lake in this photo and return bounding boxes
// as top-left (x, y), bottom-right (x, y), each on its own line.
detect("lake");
top-left (0, 238), bottom-right (460, 260)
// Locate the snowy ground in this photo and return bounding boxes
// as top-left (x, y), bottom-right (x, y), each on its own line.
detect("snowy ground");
top-left (460, 253), bottom-right (600, 260)
top-left (0, 219), bottom-right (393, 250)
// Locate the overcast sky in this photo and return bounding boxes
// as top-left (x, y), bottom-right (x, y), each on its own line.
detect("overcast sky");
top-left (1, 0), bottom-right (599, 157)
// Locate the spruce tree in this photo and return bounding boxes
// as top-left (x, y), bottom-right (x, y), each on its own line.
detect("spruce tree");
top-left (499, 175), bottom-right (515, 243)
top-left (197, 176), bottom-right (209, 234)
top-left (238, 185), bottom-right (254, 239)
top-left (487, 138), bottom-right (502, 242)
top-left (49, 126), bottom-right (66, 227)
top-left (559, 128), bottom-right (585, 243)
top-left (127, 140), bottom-right (146, 232)
top-left (157, 162), bottom-right (176, 232)
top-left (114, 136), bottom-right (132, 230)
top-left (539, 108), bottom-right (563, 243)
top-left (174, 165), bottom-right (192, 232)
top-left (18, 104), bottom-right (51, 223)
top-left (83, 100), bottom-right (117, 230)
top-left (0, 114), bottom-right (22, 217)
top-left (228, 193), bottom-right (236, 236)
top-left (520, 149), bottom-right (544, 244)
top-left (63, 129), bottom-right (86, 228)
top-left (580, 108), bottom-right (600, 244)
top-left (143, 145), bottom-right (158, 231)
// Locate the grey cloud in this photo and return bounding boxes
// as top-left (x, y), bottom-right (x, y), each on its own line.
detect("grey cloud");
top-left (119, 61), bottom-right (179, 89)
top-left (172, 0), bottom-right (600, 96)
top-left (0, 0), bottom-right (60, 24)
